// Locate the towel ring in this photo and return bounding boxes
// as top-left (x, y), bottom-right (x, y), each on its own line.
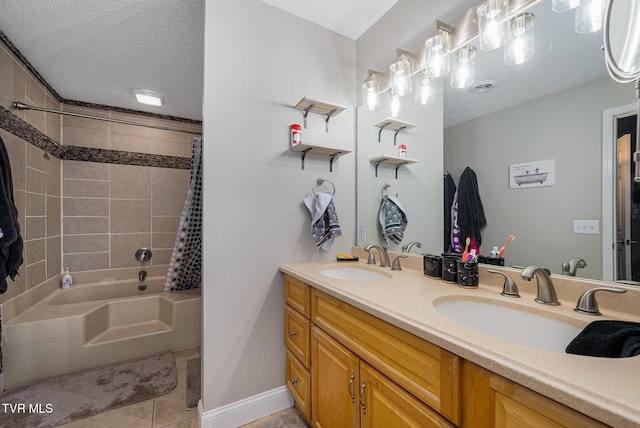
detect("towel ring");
top-left (313, 178), bottom-right (336, 195)
top-left (381, 183), bottom-right (398, 198)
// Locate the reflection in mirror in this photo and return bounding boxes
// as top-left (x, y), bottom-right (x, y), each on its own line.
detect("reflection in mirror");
top-left (357, 0), bottom-right (638, 280)
top-left (356, 83), bottom-right (444, 253)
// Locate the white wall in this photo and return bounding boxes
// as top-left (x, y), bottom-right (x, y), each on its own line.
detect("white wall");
top-left (202, 0), bottom-right (356, 419)
top-left (444, 76), bottom-right (636, 278)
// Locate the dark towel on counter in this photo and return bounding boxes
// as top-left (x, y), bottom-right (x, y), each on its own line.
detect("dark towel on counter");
top-left (0, 136), bottom-right (23, 294)
top-left (566, 320), bottom-right (640, 358)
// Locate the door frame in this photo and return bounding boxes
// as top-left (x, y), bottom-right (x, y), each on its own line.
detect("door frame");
top-left (602, 102), bottom-right (637, 281)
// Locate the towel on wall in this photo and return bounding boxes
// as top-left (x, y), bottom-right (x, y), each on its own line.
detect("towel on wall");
top-left (456, 167), bottom-right (486, 248)
top-left (0, 136), bottom-right (23, 294)
top-left (566, 320), bottom-right (640, 358)
top-left (444, 173), bottom-right (456, 253)
top-left (304, 191), bottom-right (342, 251)
top-left (378, 195), bottom-right (407, 245)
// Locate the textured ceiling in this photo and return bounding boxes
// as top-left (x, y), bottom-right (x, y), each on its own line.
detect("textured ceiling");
top-left (0, 0), bottom-right (609, 125)
top-left (0, 0), bottom-right (204, 120)
top-left (260, 0), bottom-right (399, 40)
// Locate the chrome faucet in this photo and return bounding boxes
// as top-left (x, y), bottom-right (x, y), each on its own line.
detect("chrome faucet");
top-left (365, 245), bottom-right (390, 268)
top-left (138, 270), bottom-right (147, 291)
top-left (401, 241), bottom-right (422, 253)
top-left (519, 265), bottom-right (560, 305)
top-left (561, 257), bottom-right (587, 276)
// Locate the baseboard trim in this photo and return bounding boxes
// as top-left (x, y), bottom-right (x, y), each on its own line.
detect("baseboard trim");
top-left (199, 385), bottom-right (294, 427)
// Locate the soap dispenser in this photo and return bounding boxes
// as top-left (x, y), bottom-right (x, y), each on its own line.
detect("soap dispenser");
top-left (62, 267), bottom-right (73, 289)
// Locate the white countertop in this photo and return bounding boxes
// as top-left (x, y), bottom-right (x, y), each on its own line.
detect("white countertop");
top-left (280, 257), bottom-right (640, 428)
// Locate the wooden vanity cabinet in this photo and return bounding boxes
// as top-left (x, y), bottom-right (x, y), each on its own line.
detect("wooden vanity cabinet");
top-left (461, 361), bottom-right (608, 428)
top-left (284, 275), bottom-right (312, 422)
top-left (312, 326), bottom-right (452, 428)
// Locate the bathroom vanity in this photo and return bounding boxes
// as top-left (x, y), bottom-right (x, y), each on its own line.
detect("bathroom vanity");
top-left (280, 251), bottom-right (640, 427)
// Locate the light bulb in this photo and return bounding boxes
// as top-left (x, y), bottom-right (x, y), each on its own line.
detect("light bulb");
top-left (390, 93), bottom-right (401, 117)
top-left (362, 74), bottom-right (380, 111)
top-left (425, 31), bottom-right (451, 77)
top-left (505, 12), bottom-right (535, 65)
top-left (415, 70), bottom-right (435, 105)
top-left (450, 45), bottom-right (476, 89)
top-left (477, 0), bottom-right (511, 51)
top-left (389, 56), bottom-right (412, 96)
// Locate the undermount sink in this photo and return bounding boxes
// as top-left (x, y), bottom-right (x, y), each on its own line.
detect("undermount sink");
top-left (320, 266), bottom-right (392, 281)
top-left (435, 297), bottom-right (584, 352)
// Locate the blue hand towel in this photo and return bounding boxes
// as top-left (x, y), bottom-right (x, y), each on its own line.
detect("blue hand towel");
top-left (304, 191), bottom-right (342, 251)
top-left (378, 195), bottom-right (407, 245)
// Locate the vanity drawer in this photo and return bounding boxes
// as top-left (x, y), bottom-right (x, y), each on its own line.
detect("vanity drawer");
top-left (285, 305), bottom-right (310, 368)
top-left (284, 275), bottom-right (310, 318)
top-left (312, 289), bottom-right (461, 426)
top-left (286, 349), bottom-right (311, 422)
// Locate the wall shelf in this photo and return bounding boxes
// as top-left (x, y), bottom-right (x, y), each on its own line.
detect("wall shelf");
top-left (374, 118), bottom-right (416, 145)
top-left (295, 97), bottom-right (346, 132)
top-left (292, 143), bottom-right (351, 172)
top-left (369, 155), bottom-right (418, 179)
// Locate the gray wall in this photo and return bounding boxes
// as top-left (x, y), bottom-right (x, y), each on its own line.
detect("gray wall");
top-left (444, 76), bottom-right (636, 278)
top-left (202, 0), bottom-right (356, 412)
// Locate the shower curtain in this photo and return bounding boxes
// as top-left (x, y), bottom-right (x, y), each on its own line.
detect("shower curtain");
top-left (165, 137), bottom-right (202, 291)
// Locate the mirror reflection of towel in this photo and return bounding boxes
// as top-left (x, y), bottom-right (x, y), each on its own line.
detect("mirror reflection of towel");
top-left (379, 195), bottom-right (407, 245)
top-left (304, 191), bottom-right (342, 251)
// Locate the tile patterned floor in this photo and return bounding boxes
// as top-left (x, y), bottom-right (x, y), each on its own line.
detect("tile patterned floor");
top-left (56, 347), bottom-right (200, 428)
top-left (239, 407), bottom-right (309, 428)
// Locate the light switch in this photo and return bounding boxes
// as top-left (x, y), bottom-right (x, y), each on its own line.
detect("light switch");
top-left (572, 220), bottom-right (599, 234)
top-left (357, 224), bottom-right (367, 245)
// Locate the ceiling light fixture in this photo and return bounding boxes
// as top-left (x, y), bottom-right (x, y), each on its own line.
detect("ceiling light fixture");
top-left (389, 52), bottom-right (413, 96)
top-left (425, 25), bottom-right (452, 78)
top-left (575, 0), bottom-right (606, 33)
top-left (477, 0), bottom-right (511, 51)
top-left (415, 69), bottom-right (436, 105)
top-left (390, 92), bottom-right (401, 117)
top-left (505, 12), bottom-right (535, 65)
top-left (552, 0), bottom-right (579, 12)
top-left (132, 89), bottom-right (165, 107)
top-left (362, 71), bottom-right (381, 111)
top-left (450, 45), bottom-right (477, 88)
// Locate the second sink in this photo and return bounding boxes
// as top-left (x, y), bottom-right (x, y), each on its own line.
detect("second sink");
top-left (320, 266), bottom-right (392, 281)
top-left (435, 297), bottom-right (583, 352)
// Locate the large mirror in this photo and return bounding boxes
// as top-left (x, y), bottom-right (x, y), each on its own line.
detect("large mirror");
top-left (357, 0), bottom-right (638, 281)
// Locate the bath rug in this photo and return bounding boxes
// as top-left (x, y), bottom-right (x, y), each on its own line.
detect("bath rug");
top-left (185, 357), bottom-right (201, 408)
top-left (0, 352), bottom-right (177, 428)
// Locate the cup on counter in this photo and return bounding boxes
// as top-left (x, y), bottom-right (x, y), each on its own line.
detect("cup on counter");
top-left (423, 254), bottom-right (442, 278)
top-left (457, 260), bottom-right (479, 288)
top-left (441, 253), bottom-right (461, 283)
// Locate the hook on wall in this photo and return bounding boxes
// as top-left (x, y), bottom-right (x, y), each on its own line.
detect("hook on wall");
top-left (313, 178), bottom-right (336, 195)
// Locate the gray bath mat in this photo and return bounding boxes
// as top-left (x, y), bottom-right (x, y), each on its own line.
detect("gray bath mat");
top-left (0, 352), bottom-right (177, 428)
top-left (185, 357), bottom-right (201, 408)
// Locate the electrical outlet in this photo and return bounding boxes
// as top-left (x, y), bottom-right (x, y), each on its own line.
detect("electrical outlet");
top-left (572, 220), bottom-right (599, 234)
top-left (357, 224), bottom-right (367, 245)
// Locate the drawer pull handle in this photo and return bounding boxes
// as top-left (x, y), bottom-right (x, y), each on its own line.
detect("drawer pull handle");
top-left (289, 330), bottom-right (297, 337)
top-left (290, 377), bottom-right (298, 385)
top-left (359, 379), bottom-right (367, 414)
top-left (348, 370), bottom-right (355, 404)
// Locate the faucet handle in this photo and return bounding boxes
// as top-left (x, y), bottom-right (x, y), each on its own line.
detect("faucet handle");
top-left (574, 286), bottom-right (627, 316)
top-left (391, 255), bottom-right (408, 271)
top-left (487, 269), bottom-right (520, 298)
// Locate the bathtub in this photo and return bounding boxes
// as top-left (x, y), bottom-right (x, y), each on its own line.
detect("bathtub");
top-left (1, 265), bottom-right (201, 389)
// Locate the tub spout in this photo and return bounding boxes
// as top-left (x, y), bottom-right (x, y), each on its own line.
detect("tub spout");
top-left (138, 270), bottom-right (147, 290)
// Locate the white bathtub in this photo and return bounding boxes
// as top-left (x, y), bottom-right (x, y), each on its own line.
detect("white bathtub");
top-left (1, 266), bottom-right (201, 389)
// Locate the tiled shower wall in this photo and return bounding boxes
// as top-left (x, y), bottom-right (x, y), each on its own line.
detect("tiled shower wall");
top-left (0, 43), bottom-right (62, 303)
top-left (60, 106), bottom-right (200, 270)
top-left (0, 40), bottom-right (201, 304)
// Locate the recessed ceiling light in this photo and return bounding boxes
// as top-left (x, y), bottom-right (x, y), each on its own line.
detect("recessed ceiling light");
top-left (132, 89), bottom-right (164, 106)
top-left (468, 80), bottom-right (497, 94)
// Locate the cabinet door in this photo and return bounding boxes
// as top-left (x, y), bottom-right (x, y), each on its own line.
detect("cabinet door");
top-left (311, 326), bottom-right (359, 428)
top-left (359, 361), bottom-right (454, 428)
top-left (286, 349), bottom-right (311, 422)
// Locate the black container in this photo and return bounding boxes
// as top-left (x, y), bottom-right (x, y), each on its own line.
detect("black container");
top-left (441, 253), bottom-right (461, 282)
top-left (457, 260), bottom-right (479, 288)
top-left (478, 255), bottom-right (505, 266)
top-left (423, 254), bottom-right (442, 277)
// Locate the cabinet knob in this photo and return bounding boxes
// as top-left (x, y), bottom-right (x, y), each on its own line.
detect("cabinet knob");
top-left (289, 330), bottom-right (297, 337)
top-left (290, 377), bottom-right (298, 385)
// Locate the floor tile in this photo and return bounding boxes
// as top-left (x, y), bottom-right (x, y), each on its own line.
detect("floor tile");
top-left (55, 416), bottom-right (92, 428)
top-left (153, 388), bottom-right (197, 428)
top-left (89, 398), bottom-right (154, 428)
top-left (157, 415), bottom-right (199, 428)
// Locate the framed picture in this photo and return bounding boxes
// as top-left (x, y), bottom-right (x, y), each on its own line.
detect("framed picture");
top-left (509, 159), bottom-right (555, 189)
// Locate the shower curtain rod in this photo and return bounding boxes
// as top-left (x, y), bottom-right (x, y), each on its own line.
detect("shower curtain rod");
top-left (11, 102), bottom-right (201, 136)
